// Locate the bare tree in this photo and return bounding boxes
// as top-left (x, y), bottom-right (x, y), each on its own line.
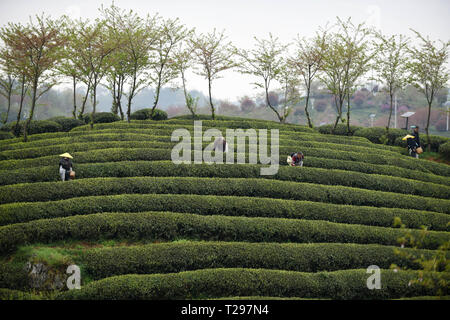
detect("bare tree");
top-left (408, 30), bottom-right (450, 151)
top-left (237, 33), bottom-right (289, 123)
top-left (320, 18), bottom-right (372, 134)
top-left (72, 18), bottom-right (116, 128)
top-left (150, 17), bottom-right (189, 118)
top-left (63, 18), bottom-right (93, 120)
top-left (58, 17), bottom-right (88, 119)
top-left (290, 32), bottom-right (327, 127)
top-left (101, 4), bottom-right (159, 122)
top-left (277, 60), bottom-right (301, 123)
top-left (191, 29), bottom-right (235, 120)
top-left (172, 40), bottom-right (198, 118)
top-left (372, 32), bottom-right (409, 133)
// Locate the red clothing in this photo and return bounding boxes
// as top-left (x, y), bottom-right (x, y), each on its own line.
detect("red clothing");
top-left (292, 153), bottom-right (304, 164)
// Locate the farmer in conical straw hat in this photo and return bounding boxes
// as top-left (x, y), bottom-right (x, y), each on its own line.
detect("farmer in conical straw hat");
top-left (59, 153), bottom-right (74, 181)
top-left (404, 125), bottom-right (422, 159)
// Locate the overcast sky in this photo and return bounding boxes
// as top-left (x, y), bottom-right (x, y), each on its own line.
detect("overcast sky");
top-left (1, 0), bottom-right (449, 101)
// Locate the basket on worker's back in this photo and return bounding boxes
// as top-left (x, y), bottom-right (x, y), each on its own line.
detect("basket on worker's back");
top-left (287, 156), bottom-right (292, 165)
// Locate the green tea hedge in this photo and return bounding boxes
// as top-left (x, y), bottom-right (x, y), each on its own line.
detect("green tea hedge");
top-left (439, 141), bottom-right (450, 160)
top-left (1, 161), bottom-right (449, 203)
top-left (57, 268), bottom-right (444, 300)
top-left (1, 120), bottom-right (62, 136)
top-left (81, 112), bottom-right (120, 124)
top-left (1, 143), bottom-right (448, 178)
top-left (0, 126), bottom-right (384, 150)
top-left (0, 131), bottom-right (14, 140)
top-left (0, 137), bottom-right (398, 160)
top-left (353, 127), bottom-right (406, 145)
top-left (48, 117), bottom-right (85, 132)
top-left (79, 242), bottom-right (438, 279)
top-left (1, 211), bottom-right (448, 254)
top-left (1, 190), bottom-right (448, 230)
top-left (70, 119), bottom-right (316, 133)
top-left (2, 144), bottom-right (447, 186)
top-left (317, 124), bottom-right (360, 136)
top-left (130, 108), bottom-right (168, 121)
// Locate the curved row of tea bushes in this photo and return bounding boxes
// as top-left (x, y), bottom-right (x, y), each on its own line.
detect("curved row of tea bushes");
top-left (69, 120), bottom-right (317, 133)
top-left (1, 144), bottom-right (446, 186)
top-left (57, 268), bottom-right (444, 300)
top-left (1, 212), bottom-right (448, 254)
top-left (1, 191), bottom-right (448, 230)
top-left (1, 162), bottom-right (449, 204)
top-left (0, 137), bottom-right (401, 161)
top-left (0, 128), bottom-right (404, 160)
top-left (1, 150), bottom-right (448, 198)
top-left (71, 124), bottom-right (402, 151)
top-left (0, 127), bottom-right (378, 149)
top-left (2, 142), bottom-right (443, 177)
top-left (304, 157), bottom-right (449, 186)
top-left (79, 241), bottom-right (438, 279)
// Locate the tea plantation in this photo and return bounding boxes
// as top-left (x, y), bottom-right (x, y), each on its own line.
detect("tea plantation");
top-left (0, 117), bottom-right (449, 300)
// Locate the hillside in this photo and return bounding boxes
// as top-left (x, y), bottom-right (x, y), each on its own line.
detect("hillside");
top-left (0, 117), bottom-right (449, 300)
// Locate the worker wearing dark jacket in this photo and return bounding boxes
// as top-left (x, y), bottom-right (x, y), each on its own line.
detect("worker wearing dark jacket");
top-left (407, 126), bottom-right (421, 159)
top-left (59, 153), bottom-right (73, 181)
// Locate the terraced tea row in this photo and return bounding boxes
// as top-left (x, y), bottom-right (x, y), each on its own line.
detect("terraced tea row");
top-left (2, 143), bottom-right (447, 185)
top-left (64, 241), bottom-right (442, 277)
top-left (2, 137), bottom-right (444, 176)
top-left (57, 268), bottom-right (445, 300)
top-left (0, 138), bottom-right (403, 161)
top-left (1, 190), bottom-right (448, 230)
top-left (0, 123), bottom-right (399, 152)
top-left (1, 211), bottom-right (448, 254)
top-left (11, 241), bottom-right (439, 279)
top-left (1, 162), bottom-right (449, 202)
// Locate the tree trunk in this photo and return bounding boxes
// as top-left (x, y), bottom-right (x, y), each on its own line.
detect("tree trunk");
top-left (426, 101), bottom-right (432, 152)
top-left (23, 79), bottom-right (38, 142)
top-left (386, 92), bottom-right (394, 134)
top-left (264, 81), bottom-right (282, 123)
top-left (14, 76), bottom-right (26, 137)
top-left (346, 92), bottom-right (351, 136)
top-left (111, 77), bottom-right (117, 116)
top-left (332, 114), bottom-right (341, 133)
top-left (78, 82), bottom-right (91, 120)
top-left (72, 75), bottom-right (77, 119)
top-left (127, 94), bottom-right (133, 123)
top-left (116, 75), bottom-right (124, 120)
top-left (151, 69), bottom-right (163, 119)
top-left (331, 95), bottom-right (342, 134)
top-left (90, 77), bottom-right (97, 130)
top-left (181, 70), bottom-right (195, 118)
top-left (4, 90), bottom-right (11, 125)
top-left (208, 77), bottom-right (215, 120)
top-left (304, 83), bottom-right (313, 128)
top-left (127, 75), bottom-right (137, 123)
top-left (151, 83), bottom-right (161, 120)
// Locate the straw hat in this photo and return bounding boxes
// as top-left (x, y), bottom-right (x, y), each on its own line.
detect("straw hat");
top-left (59, 153), bottom-right (73, 159)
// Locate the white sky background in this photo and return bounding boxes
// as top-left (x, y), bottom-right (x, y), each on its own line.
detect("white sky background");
top-left (0, 0), bottom-right (449, 102)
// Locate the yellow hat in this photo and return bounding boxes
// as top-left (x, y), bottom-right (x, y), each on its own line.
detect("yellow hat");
top-left (59, 153), bottom-right (73, 159)
top-left (402, 135), bottom-right (415, 141)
